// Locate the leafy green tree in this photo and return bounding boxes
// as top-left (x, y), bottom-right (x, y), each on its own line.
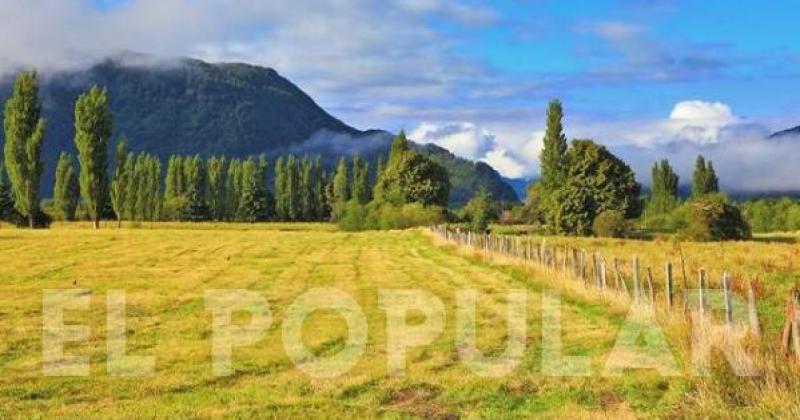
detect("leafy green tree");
top-left (0, 163), bottom-right (14, 221)
top-left (286, 155), bottom-right (301, 221)
top-left (110, 136), bottom-right (130, 226)
top-left (539, 100), bottom-right (568, 203)
top-left (351, 155), bottom-right (370, 205)
top-left (74, 86), bottom-right (112, 229)
top-left (548, 140), bottom-right (641, 236)
top-left (274, 157), bottom-right (288, 221)
top-left (226, 159), bottom-right (243, 221)
top-left (207, 156), bottom-right (227, 221)
top-left (3, 71), bottom-right (46, 228)
top-left (682, 194), bottom-right (750, 241)
top-left (299, 157), bottom-right (315, 220)
top-left (692, 155), bottom-right (719, 198)
top-left (237, 157), bottom-right (268, 222)
top-left (518, 182), bottom-right (545, 225)
top-left (122, 154), bottom-right (138, 220)
top-left (373, 132), bottom-right (450, 207)
top-left (183, 155), bottom-right (209, 221)
top-left (648, 159), bottom-right (680, 214)
top-left (332, 157), bottom-right (349, 210)
top-left (313, 158), bottom-right (328, 221)
top-left (461, 188), bottom-right (496, 232)
top-left (52, 152), bottom-right (80, 221)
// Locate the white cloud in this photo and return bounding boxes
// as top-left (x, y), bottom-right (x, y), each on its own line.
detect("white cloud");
top-left (665, 100), bottom-right (739, 144)
top-left (409, 122), bottom-right (497, 160)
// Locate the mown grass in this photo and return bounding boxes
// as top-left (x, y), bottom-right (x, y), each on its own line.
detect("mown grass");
top-left (0, 223), bottom-right (796, 417)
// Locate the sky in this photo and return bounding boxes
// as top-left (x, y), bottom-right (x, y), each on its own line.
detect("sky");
top-left (1, 0), bottom-right (799, 191)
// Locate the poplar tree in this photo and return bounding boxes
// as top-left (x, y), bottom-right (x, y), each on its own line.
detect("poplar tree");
top-left (351, 156), bottom-right (370, 204)
top-left (648, 159), bottom-right (680, 214)
top-left (0, 163), bottom-right (14, 221)
top-left (539, 100), bottom-right (567, 192)
top-left (207, 156), bottom-right (227, 221)
top-left (74, 86), bottom-right (112, 229)
top-left (692, 155), bottom-right (719, 198)
top-left (122, 154), bottom-right (138, 220)
top-left (300, 156), bottom-right (315, 220)
top-left (134, 154), bottom-right (149, 220)
top-left (286, 155), bottom-right (300, 221)
top-left (52, 152), bottom-right (80, 221)
top-left (110, 136), bottom-right (129, 226)
top-left (257, 155), bottom-right (272, 220)
top-left (332, 157), bottom-right (349, 206)
top-left (226, 159), bottom-right (243, 221)
top-left (313, 157), bottom-right (327, 220)
top-left (3, 71), bottom-right (46, 228)
top-left (274, 157), bottom-right (288, 221)
top-left (184, 155), bottom-right (208, 221)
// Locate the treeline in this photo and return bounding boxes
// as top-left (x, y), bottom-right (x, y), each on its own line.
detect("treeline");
top-left (0, 71), bottom-right (388, 228)
top-left (470, 100), bottom-right (751, 241)
top-left (742, 198), bottom-right (800, 233)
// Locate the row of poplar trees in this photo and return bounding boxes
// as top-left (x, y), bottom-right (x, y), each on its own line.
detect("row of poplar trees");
top-left (4, 71), bottom-right (111, 228)
top-left (1, 71), bottom-right (375, 228)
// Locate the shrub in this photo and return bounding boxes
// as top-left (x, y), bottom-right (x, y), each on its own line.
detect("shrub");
top-left (681, 194), bottom-right (751, 241)
top-left (459, 188), bottom-right (496, 232)
top-left (592, 210), bottom-right (628, 238)
top-left (337, 201), bottom-right (445, 231)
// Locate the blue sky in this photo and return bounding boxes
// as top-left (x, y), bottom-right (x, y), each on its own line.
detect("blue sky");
top-left (3, 0), bottom-right (799, 189)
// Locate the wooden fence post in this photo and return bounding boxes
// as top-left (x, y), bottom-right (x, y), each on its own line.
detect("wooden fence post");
top-left (748, 281), bottom-right (760, 337)
top-left (665, 261), bottom-right (674, 310)
top-left (723, 272), bottom-right (733, 325)
top-left (599, 256), bottom-right (607, 291)
top-left (699, 269), bottom-right (707, 317)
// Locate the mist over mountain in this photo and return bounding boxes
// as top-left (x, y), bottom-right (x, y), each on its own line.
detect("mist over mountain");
top-left (0, 56), bottom-right (517, 206)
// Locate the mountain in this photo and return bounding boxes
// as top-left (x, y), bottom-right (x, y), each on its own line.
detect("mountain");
top-left (502, 177), bottom-right (534, 201)
top-left (769, 125), bottom-right (800, 139)
top-left (0, 56), bottom-right (517, 207)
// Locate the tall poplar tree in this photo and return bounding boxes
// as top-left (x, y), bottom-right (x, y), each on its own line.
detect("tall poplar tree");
top-left (53, 152), bottom-right (80, 221)
top-left (0, 163), bottom-right (14, 221)
top-left (351, 156), bottom-right (370, 204)
top-left (300, 156), bottom-right (315, 220)
top-left (692, 155), bottom-right (719, 198)
top-left (3, 71), bottom-right (46, 228)
top-left (648, 159), bottom-right (680, 214)
top-left (539, 99), bottom-right (568, 197)
top-left (274, 157), bottom-right (288, 221)
top-left (110, 136), bottom-right (129, 226)
top-left (286, 155), bottom-right (300, 221)
top-left (74, 86), bottom-right (112, 229)
top-left (207, 156), bottom-right (227, 221)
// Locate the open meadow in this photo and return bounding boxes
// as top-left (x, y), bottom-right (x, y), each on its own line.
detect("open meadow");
top-left (1, 223), bottom-right (799, 418)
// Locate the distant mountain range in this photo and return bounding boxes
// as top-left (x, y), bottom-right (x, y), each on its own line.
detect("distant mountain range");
top-left (0, 56), bottom-right (517, 206)
top-left (769, 125), bottom-right (800, 139)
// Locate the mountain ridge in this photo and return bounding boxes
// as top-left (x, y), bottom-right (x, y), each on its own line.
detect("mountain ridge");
top-left (0, 57), bottom-right (518, 206)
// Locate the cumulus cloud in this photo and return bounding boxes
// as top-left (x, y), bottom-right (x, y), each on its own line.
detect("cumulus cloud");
top-left (409, 122), bottom-right (497, 160)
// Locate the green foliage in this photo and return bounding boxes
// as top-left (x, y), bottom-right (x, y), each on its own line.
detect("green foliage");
top-left (681, 194), bottom-right (751, 241)
top-left (539, 99), bottom-right (568, 199)
top-left (207, 156), bottom-right (228, 221)
top-left (110, 136), bottom-right (130, 223)
top-left (52, 152), bottom-right (79, 221)
top-left (548, 140), bottom-right (642, 236)
top-left (3, 71), bottom-right (46, 228)
top-left (373, 132), bottom-right (450, 207)
top-left (351, 155), bottom-right (370, 205)
top-left (592, 210), bottom-right (628, 238)
top-left (0, 162), bottom-right (14, 221)
top-left (648, 159), bottom-right (680, 215)
top-left (517, 182), bottom-right (545, 225)
top-left (692, 155), bottom-right (719, 198)
top-left (741, 197), bottom-right (800, 233)
top-left (337, 200), bottom-right (445, 231)
top-left (460, 188), bottom-right (496, 232)
top-left (74, 85), bottom-right (112, 228)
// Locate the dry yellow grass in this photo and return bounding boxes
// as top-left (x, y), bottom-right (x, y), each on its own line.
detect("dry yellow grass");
top-left (0, 223), bottom-right (797, 417)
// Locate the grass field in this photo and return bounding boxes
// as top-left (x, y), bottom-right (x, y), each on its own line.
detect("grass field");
top-left (0, 223), bottom-right (798, 418)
